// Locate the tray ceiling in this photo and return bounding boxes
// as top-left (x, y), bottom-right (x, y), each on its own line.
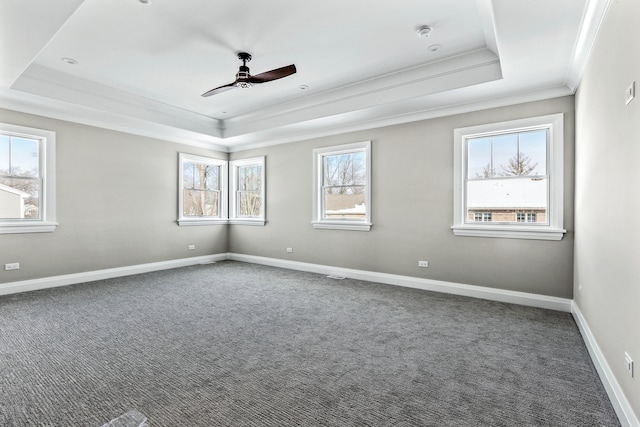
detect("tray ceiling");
top-left (1, 0), bottom-right (609, 151)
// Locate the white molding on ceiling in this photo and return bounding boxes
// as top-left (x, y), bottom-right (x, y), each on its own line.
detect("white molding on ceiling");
top-left (12, 64), bottom-right (223, 139)
top-left (0, 0), bottom-right (609, 153)
top-left (1, 81), bottom-right (573, 155)
top-left (564, 0), bottom-right (613, 92)
top-left (0, 88), bottom-right (229, 152)
top-left (474, 0), bottom-right (499, 56)
top-left (223, 48), bottom-right (502, 139)
top-left (226, 84), bottom-right (574, 152)
top-left (4, 47), bottom-right (502, 151)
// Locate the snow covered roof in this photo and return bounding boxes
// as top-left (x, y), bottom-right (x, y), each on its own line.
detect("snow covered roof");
top-left (467, 178), bottom-right (546, 209)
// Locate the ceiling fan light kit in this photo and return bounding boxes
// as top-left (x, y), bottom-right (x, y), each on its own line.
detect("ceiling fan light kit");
top-left (201, 52), bottom-right (296, 97)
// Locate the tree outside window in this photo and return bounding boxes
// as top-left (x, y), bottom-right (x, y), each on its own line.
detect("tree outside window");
top-left (466, 129), bottom-right (548, 224)
top-left (322, 151), bottom-right (366, 219)
top-left (182, 161), bottom-right (219, 217)
top-left (453, 113), bottom-right (565, 240)
top-left (229, 157), bottom-right (265, 225)
top-left (178, 153), bottom-right (227, 225)
top-left (237, 163), bottom-right (262, 217)
top-left (0, 134), bottom-right (41, 220)
top-left (312, 141), bottom-right (371, 231)
top-left (0, 123), bottom-right (56, 235)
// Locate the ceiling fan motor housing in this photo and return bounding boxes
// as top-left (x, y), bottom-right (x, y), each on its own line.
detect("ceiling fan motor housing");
top-left (236, 65), bottom-right (252, 88)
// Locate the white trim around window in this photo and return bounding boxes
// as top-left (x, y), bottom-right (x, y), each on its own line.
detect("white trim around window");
top-left (177, 153), bottom-right (228, 226)
top-left (452, 114), bottom-right (565, 240)
top-left (312, 141), bottom-right (372, 231)
top-left (229, 156), bottom-right (266, 226)
top-left (0, 123), bottom-right (57, 234)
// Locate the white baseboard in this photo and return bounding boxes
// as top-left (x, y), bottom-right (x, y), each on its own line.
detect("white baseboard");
top-left (572, 303), bottom-right (640, 427)
top-left (0, 253), bottom-right (229, 296)
top-left (227, 253), bottom-right (573, 312)
top-left (0, 252), bottom-right (572, 311)
top-left (1, 253), bottom-right (634, 425)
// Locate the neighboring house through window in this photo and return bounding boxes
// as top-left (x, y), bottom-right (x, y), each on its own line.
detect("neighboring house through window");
top-left (178, 153), bottom-right (227, 226)
top-left (312, 141), bottom-right (371, 231)
top-left (452, 114), bottom-right (565, 240)
top-left (230, 156), bottom-right (265, 225)
top-left (0, 123), bottom-right (56, 234)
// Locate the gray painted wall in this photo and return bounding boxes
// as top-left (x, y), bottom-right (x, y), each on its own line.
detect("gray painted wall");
top-left (230, 96), bottom-right (575, 298)
top-left (0, 109), bottom-right (229, 284)
top-left (574, 0), bottom-right (640, 418)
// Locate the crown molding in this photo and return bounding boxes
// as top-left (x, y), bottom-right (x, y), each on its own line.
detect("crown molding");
top-left (564, 0), bottom-right (613, 92)
top-left (0, 88), bottom-right (228, 152)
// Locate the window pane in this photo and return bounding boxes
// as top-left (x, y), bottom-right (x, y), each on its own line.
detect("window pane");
top-left (324, 152), bottom-right (366, 187)
top-left (323, 185), bottom-right (366, 219)
top-left (493, 134), bottom-right (518, 176)
top-left (0, 176), bottom-right (40, 219)
top-left (203, 165), bottom-right (218, 190)
top-left (468, 137), bottom-right (492, 178)
top-left (0, 134), bottom-right (41, 220)
top-left (466, 177), bottom-right (548, 224)
top-left (183, 162), bottom-right (219, 191)
top-left (238, 164), bottom-right (262, 191)
top-left (10, 137), bottom-right (39, 177)
top-left (238, 191), bottom-right (262, 217)
top-left (183, 162), bottom-right (195, 188)
top-left (0, 135), bottom-right (9, 173)
top-left (182, 189), bottom-right (219, 217)
top-left (519, 130), bottom-right (547, 175)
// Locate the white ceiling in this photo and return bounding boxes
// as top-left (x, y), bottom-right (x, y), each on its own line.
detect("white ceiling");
top-left (0, 0), bottom-right (609, 151)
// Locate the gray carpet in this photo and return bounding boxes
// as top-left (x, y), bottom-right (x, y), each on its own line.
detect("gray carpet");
top-left (0, 261), bottom-right (620, 426)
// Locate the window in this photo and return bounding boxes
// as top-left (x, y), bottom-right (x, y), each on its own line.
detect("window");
top-left (453, 114), bottom-right (565, 240)
top-left (0, 123), bottom-right (56, 234)
top-left (474, 212), bottom-right (492, 222)
top-left (516, 212), bottom-right (537, 223)
top-left (312, 141), bottom-right (371, 231)
top-left (178, 153), bottom-right (227, 226)
top-left (230, 156), bottom-right (265, 225)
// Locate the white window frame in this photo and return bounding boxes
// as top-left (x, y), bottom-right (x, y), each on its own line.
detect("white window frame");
top-left (312, 141), bottom-right (372, 231)
top-left (178, 153), bottom-right (228, 226)
top-left (452, 114), bottom-right (565, 240)
top-left (0, 123), bottom-right (56, 234)
top-left (229, 156), bottom-right (266, 226)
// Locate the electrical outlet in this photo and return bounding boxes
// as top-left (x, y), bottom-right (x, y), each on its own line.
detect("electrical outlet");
top-left (625, 81), bottom-right (635, 105)
top-left (188, 245), bottom-right (195, 251)
top-left (418, 260), bottom-right (429, 268)
top-left (286, 248), bottom-right (293, 253)
top-left (624, 352), bottom-right (634, 377)
top-left (5, 262), bottom-right (20, 271)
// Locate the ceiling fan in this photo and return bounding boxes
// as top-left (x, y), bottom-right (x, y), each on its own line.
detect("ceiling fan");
top-left (201, 52), bottom-right (297, 97)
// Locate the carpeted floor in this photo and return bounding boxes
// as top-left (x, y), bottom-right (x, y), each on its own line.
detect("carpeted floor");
top-left (0, 261), bottom-right (620, 426)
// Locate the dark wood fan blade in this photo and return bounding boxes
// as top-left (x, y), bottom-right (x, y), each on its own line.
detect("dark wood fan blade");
top-left (248, 64), bottom-right (296, 84)
top-left (201, 82), bottom-right (237, 97)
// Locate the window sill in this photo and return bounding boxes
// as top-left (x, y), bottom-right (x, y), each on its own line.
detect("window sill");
top-left (312, 221), bottom-right (372, 231)
top-left (177, 218), bottom-right (229, 226)
top-left (451, 225), bottom-right (566, 240)
top-left (0, 222), bottom-right (58, 234)
top-left (228, 219), bottom-right (266, 226)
